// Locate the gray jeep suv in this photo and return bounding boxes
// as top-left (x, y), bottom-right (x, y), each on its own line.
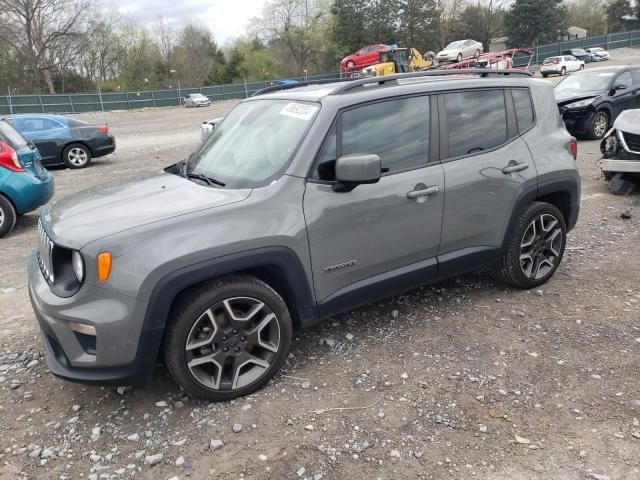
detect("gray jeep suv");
top-left (28, 70), bottom-right (580, 401)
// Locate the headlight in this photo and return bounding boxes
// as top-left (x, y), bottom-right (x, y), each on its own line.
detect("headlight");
top-left (565, 97), bottom-right (596, 109)
top-left (72, 251), bottom-right (84, 282)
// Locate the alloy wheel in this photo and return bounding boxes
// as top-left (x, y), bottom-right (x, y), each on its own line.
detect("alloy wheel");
top-left (519, 213), bottom-right (563, 280)
top-left (68, 148), bottom-right (88, 167)
top-left (185, 296), bottom-right (281, 391)
top-left (593, 113), bottom-right (607, 138)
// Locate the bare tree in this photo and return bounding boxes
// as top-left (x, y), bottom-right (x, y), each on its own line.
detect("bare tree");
top-left (153, 16), bottom-right (176, 68)
top-left (251, 0), bottom-right (329, 73)
top-left (79, 9), bottom-right (122, 84)
top-left (0, 0), bottom-right (93, 93)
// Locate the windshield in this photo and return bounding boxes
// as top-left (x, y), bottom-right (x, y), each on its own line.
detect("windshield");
top-left (555, 71), bottom-right (615, 94)
top-left (445, 41), bottom-right (464, 49)
top-left (0, 119), bottom-right (28, 150)
top-left (187, 99), bottom-right (319, 188)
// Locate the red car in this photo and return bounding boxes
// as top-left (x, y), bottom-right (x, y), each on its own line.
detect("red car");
top-left (340, 44), bottom-right (390, 72)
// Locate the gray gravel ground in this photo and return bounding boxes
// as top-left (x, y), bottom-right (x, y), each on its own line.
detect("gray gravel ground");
top-left (1, 50), bottom-right (640, 480)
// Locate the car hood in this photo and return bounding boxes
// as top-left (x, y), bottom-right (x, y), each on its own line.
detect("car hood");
top-left (612, 109), bottom-right (640, 134)
top-left (44, 172), bottom-right (251, 249)
top-left (555, 90), bottom-right (602, 105)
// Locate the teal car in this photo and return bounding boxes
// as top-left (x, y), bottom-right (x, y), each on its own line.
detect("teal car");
top-left (0, 119), bottom-right (54, 237)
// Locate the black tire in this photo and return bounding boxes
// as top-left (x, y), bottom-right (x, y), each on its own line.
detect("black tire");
top-left (62, 143), bottom-right (92, 169)
top-left (561, 67), bottom-right (566, 75)
top-left (456, 53), bottom-right (462, 62)
top-left (163, 275), bottom-right (293, 401)
top-left (496, 202), bottom-right (567, 289)
top-left (586, 110), bottom-right (609, 140)
top-left (0, 194), bottom-right (17, 238)
top-left (579, 64), bottom-right (585, 70)
top-left (541, 73), bottom-right (548, 78)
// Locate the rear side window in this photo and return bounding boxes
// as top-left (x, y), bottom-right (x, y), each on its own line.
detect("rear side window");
top-left (444, 90), bottom-right (507, 158)
top-left (632, 69), bottom-right (640, 84)
top-left (512, 89), bottom-right (535, 132)
top-left (312, 96), bottom-right (430, 180)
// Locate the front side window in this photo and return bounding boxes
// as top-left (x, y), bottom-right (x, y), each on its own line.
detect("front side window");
top-left (312, 96), bottom-right (430, 181)
top-left (445, 90), bottom-right (507, 158)
top-left (615, 71), bottom-right (632, 88)
top-left (188, 99), bottom-right (319, 188)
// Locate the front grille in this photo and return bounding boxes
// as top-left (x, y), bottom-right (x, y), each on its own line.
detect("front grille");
top-left (37, 220), bottom-right (55, 283)
top-left (621, 131), bottom-right (640, 153)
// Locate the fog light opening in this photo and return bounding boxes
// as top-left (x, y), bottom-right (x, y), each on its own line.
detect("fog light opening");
top-left (69, 322), bottom-right (96, 336)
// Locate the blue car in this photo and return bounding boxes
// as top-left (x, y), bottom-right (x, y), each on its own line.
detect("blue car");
top-left (0, 119), bottom-right (54, 237)
top-left (6, 114), bottom-right (115, 169)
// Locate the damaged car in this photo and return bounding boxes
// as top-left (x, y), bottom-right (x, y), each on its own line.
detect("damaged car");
top-left (597, 108), bottom-right (640, 194)
top-left (555, 66), bottom-right (640, 140)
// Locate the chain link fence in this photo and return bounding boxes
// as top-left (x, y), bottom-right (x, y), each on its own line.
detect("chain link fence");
top-left (1, 30), bottom-right (639, 115)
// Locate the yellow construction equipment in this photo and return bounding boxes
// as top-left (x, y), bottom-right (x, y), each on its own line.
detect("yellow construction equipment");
top-left (361, 48), bottom-right (434, 77)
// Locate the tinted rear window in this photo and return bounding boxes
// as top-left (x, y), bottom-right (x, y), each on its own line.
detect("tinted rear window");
top-left (444, 90), bottom-right (507, 158)
top-left (0, 120), bottom-right (27, 149)
top-left (544, 57), bottom-right (558, 64)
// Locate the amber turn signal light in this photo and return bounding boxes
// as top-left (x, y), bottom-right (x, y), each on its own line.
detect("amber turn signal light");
top-left (97, 252), bottom-right (112, 282)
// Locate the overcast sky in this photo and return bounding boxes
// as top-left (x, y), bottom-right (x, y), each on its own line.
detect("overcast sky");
top-left (111, 0), bottom-right (266, 45)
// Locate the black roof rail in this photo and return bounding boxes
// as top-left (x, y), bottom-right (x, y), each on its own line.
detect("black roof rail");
top-left (330, 68), bottom-right (533, 95)
top-left (251, 77), bottom-right (355, 97)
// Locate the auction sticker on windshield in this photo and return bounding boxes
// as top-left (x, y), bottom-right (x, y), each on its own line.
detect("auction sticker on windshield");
top-left (280, 102), bottom-right (319, 121)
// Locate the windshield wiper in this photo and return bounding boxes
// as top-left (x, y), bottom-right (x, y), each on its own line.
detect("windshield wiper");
top-left (186, 172), bottom-right (226, 187)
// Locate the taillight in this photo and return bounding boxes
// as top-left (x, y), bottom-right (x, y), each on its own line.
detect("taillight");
top-left (98, 125), bottom-right (109, 134)
top-left (553, 59), bottom-right (560, 64)
top-left (570, 137), bottom-right (577, 160)
top-left (0, 141), bottom-right (24, 172)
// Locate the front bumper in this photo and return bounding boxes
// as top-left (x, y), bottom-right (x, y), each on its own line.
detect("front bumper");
top-left (596, 158), bottom-right (640, 173)
top-left (27, 250), bottom-right (162, 385)
top-left (559, 108), bottom-right (593, 135)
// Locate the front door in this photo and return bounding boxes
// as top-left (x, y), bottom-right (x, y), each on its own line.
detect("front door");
top-left (303, 96), bottom-right (444, 302)
top-left (437, 89), bottom-right (537, 265)
top-left (610, 70), bottom-right (638, 119)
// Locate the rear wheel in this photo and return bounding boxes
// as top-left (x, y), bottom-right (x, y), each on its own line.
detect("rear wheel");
top-left (62, 143), bottom-right (91, 169)
top-left (164, 275), bottom-right (293, 401)
top-left (0, 195), bottom-right (17, 238)
top-left (580, 64), bottom-right (585, 70)
top-left (541, 73), bottom-right (548, 78)
top-left (586, 110), bottom-right (608, 140)
top-left (561, 66), bottom-right (566, 75)
top-left (496, 202), bottom-right (566, 289)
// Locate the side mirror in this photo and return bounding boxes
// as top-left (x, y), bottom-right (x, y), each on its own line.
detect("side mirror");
top-left (333, 154), bottom-right (381, 192)
top-left (610, 83), bottom-right (627, 95)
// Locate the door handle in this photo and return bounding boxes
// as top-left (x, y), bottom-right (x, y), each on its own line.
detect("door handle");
top-left (407, 185), bottom-right (439, 199)
top-left (502, 161), bottom-right (529, 174)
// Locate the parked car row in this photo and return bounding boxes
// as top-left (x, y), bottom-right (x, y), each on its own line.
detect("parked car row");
top-left (0, 114), bottom-right (116, 237)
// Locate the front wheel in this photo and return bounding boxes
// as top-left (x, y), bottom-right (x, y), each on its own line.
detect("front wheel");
top-left (0, 195), bottom-right (17, 238)
top-left (456, 53), bottom-right (462, 62)
top-left (164, 275), bottom-right (292, 401)
top-left (496, 202), bottom-right (567, 289)
top-left (586, 111), bottom-right (608, 140)
top-left (62, 143), bottom-right (92, 169)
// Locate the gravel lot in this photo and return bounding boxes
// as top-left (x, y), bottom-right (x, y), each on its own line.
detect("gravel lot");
top-left (1, 51), bottom-right (640, 480)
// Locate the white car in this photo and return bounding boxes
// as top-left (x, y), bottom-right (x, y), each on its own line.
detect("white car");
top-left (585, 47), bottom-right (610, 61)
top-left (200, 117), bottom-right (224, 143)
top-left (184, 93), bottom-right (211, 108)
top-left (436, 39), bottom-right (484, 63)
top-left (540, 55), bottom-right (584, 77)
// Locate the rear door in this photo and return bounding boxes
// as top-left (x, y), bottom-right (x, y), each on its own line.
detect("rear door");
top-left (304, 95), bottom-right (444, 303)
top-left (437, 88), bottom-right (537, 274)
